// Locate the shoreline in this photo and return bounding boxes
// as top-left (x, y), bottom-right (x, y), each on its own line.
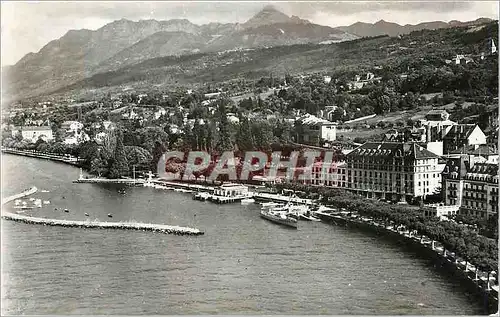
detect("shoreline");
top-left (3, 154), bottom-right (498, 314)
top-left (1, 148), bottom-right (83, 167)
top-left (315, 211), bottom-right (499, 314)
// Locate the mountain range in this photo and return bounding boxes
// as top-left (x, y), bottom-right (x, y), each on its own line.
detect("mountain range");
top-left (337, 17), bottom-right (494, 38)
top-left (2, 5), bottom-right (494, 100)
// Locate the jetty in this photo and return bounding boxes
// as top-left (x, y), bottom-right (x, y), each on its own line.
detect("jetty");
top-left (73, 178), bottom-right (145, 185)
top-left (73, 168), bottom-right (145, 185)
top-left (1, 212), bottom-right (204, 236)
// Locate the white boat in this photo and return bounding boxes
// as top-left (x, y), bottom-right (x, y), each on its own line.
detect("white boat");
top-left (14, 200), bottom-right (21, 206)
top-left (260, 202), bottom-right (282, 207)
top-left (29, 198), bottom-right (35, 202)
top-left (40, 190), bottom-right (50, 193)
top-left (193, 192), bottom-right (210, 201)
top-left (14, 206), bottom-right (33, 210)
top-left (299, 214), bottom-right (322, 222)
top-left (260, 208), bottom-right (298, 228)
top-left (241, 198), bottom-right (255, 204)
top-left (43, 200), bottom-right (50, 204)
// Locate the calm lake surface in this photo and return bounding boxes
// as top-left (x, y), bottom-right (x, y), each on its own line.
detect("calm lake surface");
top-left (1, 154), bottom-right (483, 315)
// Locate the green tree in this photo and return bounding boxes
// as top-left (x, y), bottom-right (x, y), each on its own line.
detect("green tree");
top-left (236, 116), bottom-right (255, 151)
top-left (108, 131), bottom-right (129, 179)
top-left (215, 99), bottom-right (233, 152)
top-left (90, 148), bottom-right (109, 177)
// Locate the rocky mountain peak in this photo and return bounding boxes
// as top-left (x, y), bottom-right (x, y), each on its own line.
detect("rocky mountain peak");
top-left (243, 5), bottom-right (292, 29)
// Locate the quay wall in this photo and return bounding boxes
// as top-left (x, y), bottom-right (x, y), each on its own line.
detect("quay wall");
top-left (2, 148), bottom-right (82, 167)
top-left (316, 213), bottom-right (498, 314)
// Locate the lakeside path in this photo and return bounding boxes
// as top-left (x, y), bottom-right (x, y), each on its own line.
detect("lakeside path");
top-left (314, 211), bottom-right (499, 313)
top-left (1, 148), bottom-right (83, 166)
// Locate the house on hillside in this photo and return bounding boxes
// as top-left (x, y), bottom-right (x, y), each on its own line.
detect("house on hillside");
top-left (419, 110), bottom-right (457, 142)
top-left (426, 109), bottom-right (450, 121)
top-left (318, 105), bottom-right (345, 122)
top-left (455, 54), bottom-right (474, 65)
top-left (11, 126), bottom-right (53, 143)
top-left (294, 114), bottom-right (337, 146)
top-left (61, 121), bottom-right (89, 145)
top-left (443, 124), bottom-right (487, 154)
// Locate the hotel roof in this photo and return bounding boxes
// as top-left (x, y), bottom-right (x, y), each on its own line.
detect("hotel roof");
top-left (347, 142), bottom-right (440, 159)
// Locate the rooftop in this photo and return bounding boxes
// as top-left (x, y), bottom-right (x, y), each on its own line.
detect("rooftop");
top-left (13, 126), bottom-right (52, 131)
top-left (296, 114), bottom-right (336, 126)
top-left (347, 142), bottom-right (440, 159)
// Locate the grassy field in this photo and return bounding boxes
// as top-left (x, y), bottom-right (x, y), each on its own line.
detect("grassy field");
top-left (337, 128), bottom-right (387, 141)
top-left (344, 102), bottom-right (461, 127)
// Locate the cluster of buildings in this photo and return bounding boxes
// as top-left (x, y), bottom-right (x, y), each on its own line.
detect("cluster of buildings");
top-left (289, 108), bottom-right (498, 221)
top-left (445, 39), bottom-right (497, 65)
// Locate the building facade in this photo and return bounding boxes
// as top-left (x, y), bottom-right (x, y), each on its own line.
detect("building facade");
top-left (442, 157), bottom-right (498, 219)
top-left (11, 126), bottom-right (53, 143)
top-left (443, 124), bottom-right (487, 154)
top-left (294, 114), bottom-right (337, 146)
top-left (345, 142), bottom-right (444, 203)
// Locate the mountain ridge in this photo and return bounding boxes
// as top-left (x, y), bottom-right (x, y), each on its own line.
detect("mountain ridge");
top-left (2, 5), bottom-right (495, 100)
top-left (335, 17), bottom-right (494, 37)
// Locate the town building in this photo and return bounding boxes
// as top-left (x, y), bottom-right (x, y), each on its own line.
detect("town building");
top-left (443, 124), bottom-right (487, 154)
top-left (11, 126), bottom-right (53, 142)
top-left (61, 121), bottom-right (88, 145)
top-left (455, 54), bottom-right (475, 65)
top-left (294, 114), bottom-right (337, 146)
top-left (345, 142), bottom-right (444, 203)
top-left (442, 157), bottom-right (498, 219)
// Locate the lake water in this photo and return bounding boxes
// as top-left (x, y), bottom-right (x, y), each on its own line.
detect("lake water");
top-left (1, 154), bottom-right (483, 314)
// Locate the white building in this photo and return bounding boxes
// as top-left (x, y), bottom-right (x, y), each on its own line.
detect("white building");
top-left (345, 142), bottom-right (445, 202)
top-left (295, 114), bottom-right (337, 146)
top-left (12, 126), bottom-right (53, 143)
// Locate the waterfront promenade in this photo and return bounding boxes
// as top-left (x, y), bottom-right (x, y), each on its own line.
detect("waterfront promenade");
top-left (314, 210), bottom-right (499, 313)
top-left (1, 148), bottom-right (83, 166)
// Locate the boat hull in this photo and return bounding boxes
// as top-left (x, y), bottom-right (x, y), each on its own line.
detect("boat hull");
top-left (299, 214), bottom-right (321, 222)
top-left (260, 212), bottom-right (298, 228)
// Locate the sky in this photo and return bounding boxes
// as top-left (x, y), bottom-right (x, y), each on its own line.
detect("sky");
top-left (1, 1), bottom-right (499, 66)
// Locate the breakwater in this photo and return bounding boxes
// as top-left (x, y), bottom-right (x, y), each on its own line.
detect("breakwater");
top-left (1, 211), bottom-right (204, 236)
top-left (2, 148), bottom-right (83, 166)
top-left (315, 211), bottom-right (499, 314)
top-left (2, 186), bottom-right (38, 205)
top-left (74, 178), bottom-right (145, 185)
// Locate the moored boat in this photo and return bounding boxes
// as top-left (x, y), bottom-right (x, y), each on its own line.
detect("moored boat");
top-left (241, 198), bottom-right (255, 204)
top-left (260, 208), bottom-right (298, 228)
top-left (299, 214), bottom-right (321, 222)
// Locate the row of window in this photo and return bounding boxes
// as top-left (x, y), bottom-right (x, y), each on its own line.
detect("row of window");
top-left (464, 200), bottom-right (486, 209)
